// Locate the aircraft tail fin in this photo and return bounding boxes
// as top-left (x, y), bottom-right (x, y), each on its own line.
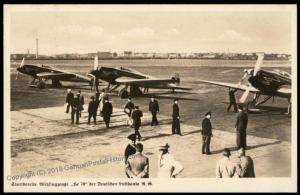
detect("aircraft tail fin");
top-left (20, 58), bottom-right (25, 67)
top-left (94, 56), bottom-right (98, 70)
top-left (171, 72), bottom-right (180, 85)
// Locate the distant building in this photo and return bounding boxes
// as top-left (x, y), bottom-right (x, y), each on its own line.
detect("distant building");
top-left (154, 53), bottom-right (169, 58)
top-left (123, 51), bottom-right (132, 57)
top-left (97, 51), bottom-right (112, 59)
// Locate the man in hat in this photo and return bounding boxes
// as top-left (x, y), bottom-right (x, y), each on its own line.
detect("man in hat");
top-left (102, 97), bottom-right (113, 128)
top-left (227, 88), bottom-right (238, 113)
top-left (131, 106), bottom-right (143, 141)
top-left (124, 134), bottom-right (137, 165)
top-left (87, 96), bottom-right (98, 124)
top-left (235, 104), bottom-right (248, 149)
top-left (124, 97), bottom-right (135, 127)
top-left (157, 143), bottom-right (184, 178)
top-left (78, 90), bottom-right (85, 117)
top-left (65, 89), bottom-right (74, 113)
top-left (125, 143), bottom-right (149, 178)
top-left (172, 98), bottom-right (181, 135)
top-left (202, 111), bottom-right (213, 155)
top-left (216, 148), bottom-right (237, 178)
top-left (149, 96), bottom-right (159, 126)
top-left (71, 94), bottom-right (81, 124)
top-left (236, 147), bottom-right (255, 177)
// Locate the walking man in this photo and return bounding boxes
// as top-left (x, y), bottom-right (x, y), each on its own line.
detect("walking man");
top-left (172, 98), bottom-right (181, 135)
top-left (78, 90), bottom-right (85, 117)
top-left (102, 98), bottom-right (113, 128)
top-left (216, 148), bottom-right (238, 178)
top-left (235, 104), bottom-right (248, 149)
top-left (149, 96), bottom-right (159, 126)
top-left (237, 147), bottom-right (255, 177)
top-left (125, 143), bottom-right (149, 178)
top-left (131, 106), bottom-right (143, 141)
top-left (157, 143), bottom-right (184, 178)
top-left (202, 111), bottom-right (213, 155)
top-left (71, 94), bottom-right (80, 124)
top-left (87, 96), bottom-right (98, 124)
top-left (65, 89), bottom-right (74, 113)
top-left (124, 97), bottom-right (135, 127)
top-left (227, 88), bottom-right (238, 112)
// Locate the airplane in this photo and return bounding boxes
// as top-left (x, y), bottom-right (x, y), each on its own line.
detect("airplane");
top-left (88, 56), bottom-right (192, 98)
top-left (197, 53), bottom-right (292, 114)
top-left (15, 58), bottom-right (93, 88)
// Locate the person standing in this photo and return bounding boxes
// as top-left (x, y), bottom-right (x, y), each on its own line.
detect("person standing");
top-left (131, 106), bottom-right (143, 141)
top-left (71, 94), bottom-right (80, 124)
top-left (99, 89), bottom-right (107, 116)
top-left (235, 104), bottom-right (248, 149)
top-left (172, 98), bottom-right (181, 135)
top-left (102, 98), bottom-right (113, 128)
top-left (157, 143), bottom-right (184, 178)
top-left (78, 90), bottom-right (85, 117)
top-left (124, 134), bottom-right (137, 165)
top-left (124, 97), bottom-right (135, 127)
top-left (149, 96), bottom-right (159, 126)
top-left (87, 96), bottom-right (98, 124)
top-left (227, 88), bottom-right (238, 113)
top-left (216, 148), bottom-right (238, 178)
top-left (237, 147), bottom-right (255, 177)
top-left (125, 143), bottom-right (149, 178)
top-left (202, 111), bottom-right (213, 155)
top-left (65, 89), bottom-right (74, 113)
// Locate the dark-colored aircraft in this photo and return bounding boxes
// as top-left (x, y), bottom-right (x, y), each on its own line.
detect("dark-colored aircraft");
top-left (88, 56), bottom-right (192, 98)
top-left (197, 53), bottom-right (292, 114)
top-left (16, 58), bottom-right (92, 88)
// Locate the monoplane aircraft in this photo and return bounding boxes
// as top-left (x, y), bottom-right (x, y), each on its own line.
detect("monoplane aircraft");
top-left (16, 58), bottom-right (92, 88)
top-left (88, 56), bottom-right (192, 98)
top-left (197, 53), bottom-right (292, 114)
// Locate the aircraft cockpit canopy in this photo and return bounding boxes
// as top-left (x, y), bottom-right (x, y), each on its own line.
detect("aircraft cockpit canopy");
top-left (273, 69), bottom-right (291, 78)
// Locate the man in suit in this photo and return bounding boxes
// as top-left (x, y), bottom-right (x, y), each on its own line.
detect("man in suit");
top-left (235, 104), bottom-right (248, 149)
top-left (71, 94), bottom-right (81, 124)
top-left (237, 147), bottom-right (255, 177)
top-left (216, 148), bottom-right (238, 178)
top-left (149, 96), bottom-right (159, 126)
top-left (172, 98), bottom-right (181, 135)
top-left (125, 143), bottom-right (149, 178)
top-left (227, 88), bottom-right (238, 113)
top-left (102, 98), bottom-right (113, 128)
top-left (124, 97), bottom-right (135, 127)
top-left (65, 89), bottom-right (74, 113)
top-left (202, 111), bottom-right (213, 155)
top-left (87, 96), bottom-right (98, 124)
top-left (131, 106), bottom-right (143, 141)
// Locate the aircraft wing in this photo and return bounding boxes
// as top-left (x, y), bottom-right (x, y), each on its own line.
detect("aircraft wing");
top-left (277, 87), bottom-right (291, 95)
top-left (36, 72), bottom-right (75, 80)
top-left (198, 79), bottom-right (259, 93)
top-left (115, 78), bottom-right (174, 85)
top-left (168, 83), bottom-right (193, 90)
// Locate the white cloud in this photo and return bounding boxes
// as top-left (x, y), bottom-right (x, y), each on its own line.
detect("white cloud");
top-left (218, 30), bottom-right (250, 42)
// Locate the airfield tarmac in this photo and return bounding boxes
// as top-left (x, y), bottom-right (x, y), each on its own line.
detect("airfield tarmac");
top-left (9, 59), bottom-right (292, 178)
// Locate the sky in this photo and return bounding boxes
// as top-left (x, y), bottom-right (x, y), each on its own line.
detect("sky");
top-left (6, 5), bottom-right (295, 55)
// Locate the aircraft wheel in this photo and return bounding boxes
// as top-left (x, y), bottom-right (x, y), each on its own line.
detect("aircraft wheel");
top-left (119, 89), bottom-right (129, 99)
top-left (37, 81), bottom-right (46, 89)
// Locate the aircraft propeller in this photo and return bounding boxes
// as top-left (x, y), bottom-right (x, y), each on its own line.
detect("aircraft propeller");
top-left (15, 58), bottom-right (25, 80)
top-left (239, 53), bottom-right (264, 103)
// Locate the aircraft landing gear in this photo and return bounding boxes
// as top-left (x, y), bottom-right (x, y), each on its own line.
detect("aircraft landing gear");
top-left (52, 80), bottom-right (63, 88)
top-left (37, 79), bottom-right (46, 89)
top-left (129, 86), bottom-right (143, 97)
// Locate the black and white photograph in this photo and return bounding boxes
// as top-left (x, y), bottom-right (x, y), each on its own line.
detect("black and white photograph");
top-left (3, 4), bottom-right (297, 192)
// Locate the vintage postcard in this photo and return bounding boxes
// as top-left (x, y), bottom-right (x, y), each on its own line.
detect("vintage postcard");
top-left (3, 4), bottom-right (297, 192)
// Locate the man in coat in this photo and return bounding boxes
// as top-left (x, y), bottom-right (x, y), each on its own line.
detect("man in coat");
top-left (78, 90), bottom-right (85, 117)
top-left (102, 98), bottom-right (113, 128)
top-left (131, 106), bottom-right (143, 141)
top-left (235, 104), bottom-right (248, 149)
top-left (202, 111), bottom-right (213, 155)
top-left (71, 94), bottom-right (81, 124)
top-left (87, 96), bottom-right (98, 124)
top-left (65, 89), bottom-right (74, 113)
top-left (172, 98), bottom-right (181, 135)
top-left (125, 143), bottom-right (149, 178)
top-left (237, 147), bottom-right (255, 177)
top-left (216, 148), bottom-right (238, 178)
top-left (227, 88), bottom-right (238, 113)
top-left (124, 97), bottom-right (135, 127)
top-left (149, 96), bottom-right (159, 126)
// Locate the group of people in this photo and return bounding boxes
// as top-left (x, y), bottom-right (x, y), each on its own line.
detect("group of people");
top-left (65, 89), bottom-right (113, 128)
top-left (124, 134), bottom-right (184, 178)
